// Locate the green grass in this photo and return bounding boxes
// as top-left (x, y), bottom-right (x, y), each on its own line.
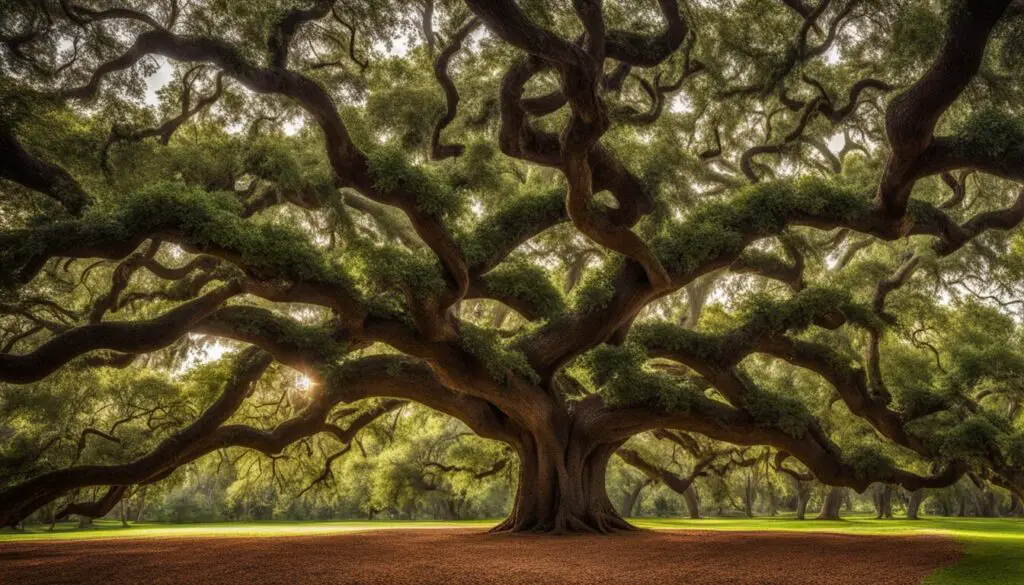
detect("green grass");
top-left (0, 519), bottom-right (495, 542)
top-left (2, 515), bottom-right (1022, 584)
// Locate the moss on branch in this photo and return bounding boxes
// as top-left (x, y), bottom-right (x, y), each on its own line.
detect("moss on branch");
top-left (203, 305), bottom-right (348, 363)
top-left (581, 343), bottom-right (700, 413)
top-left (953, 107), bottom-right (1024, 159)
top-left (367, 147), bottom-right (462, 221)
top-left (458, 185), bottom-right (566, 270)
top-left (478, 259), bottom-right (565, 320)
top-left (2, 182), bottom-right (358, 297)
top-left (458, 323), bottom-right (539, 385)
top-left (652, 177), bottom-right (870, 276)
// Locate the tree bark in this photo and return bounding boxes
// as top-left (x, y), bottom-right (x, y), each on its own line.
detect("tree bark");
top-left (743, 475), bottom-right (755, 518)
top-left (1009, 493), bottom-right (1024, 517)
top-left (621, 479), bottom-right (651, 518)
top-left (491, 434), bottom-right (631, 533)
top-left (872, 483), bottom-right (894, 519)
top-left (907, 489), bottom-right (924, 520)
top-left (119, 497), bottom-right (129, 527)
top-left (791, 478), bottom-right (811, 520)
top-left (683, 484), bottom-right (700, 519)
top-left (795, 491), bottom-right (809, 520)
top-left (817, 486), bottom-right (844, 520)
top-left (134, 486), bottom-right (147, 523)
top-left (978, 489), bottom-right (1000, 518)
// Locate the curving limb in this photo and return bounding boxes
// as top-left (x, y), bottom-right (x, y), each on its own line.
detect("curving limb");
top-left (0, 282), bottom-right (242, 384)
top-left (430, 17), bottom-right (481, 160)
top-left (0, 125), bottom-right (92, 215)
top-left (877, 1), bottom-right (1013, 218)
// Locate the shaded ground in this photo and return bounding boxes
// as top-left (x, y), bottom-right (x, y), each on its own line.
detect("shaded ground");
top-left (0, 528), bottom-right (958, 585)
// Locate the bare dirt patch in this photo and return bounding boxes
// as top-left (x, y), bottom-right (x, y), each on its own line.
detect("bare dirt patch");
top-left (0, 528), bottom-right (959, 585)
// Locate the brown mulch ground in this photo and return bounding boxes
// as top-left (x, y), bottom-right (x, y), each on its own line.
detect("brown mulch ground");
top-left (0, 528), bottom-right (959, 585)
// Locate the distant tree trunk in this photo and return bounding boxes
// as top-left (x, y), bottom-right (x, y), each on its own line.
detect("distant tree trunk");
top-left (795, 491), bottom-right (809, 520)
top-left (445, 498), bottom-right (460, 520)
top-left (742, 475), bottom-right (755, 518)
top-left (790, 478), bottom-right (812, 520)
top-left (683, 485), bottom-right (700, 519)
top-left (907, 489), bottom-right (924, 520)
top-left (1008, 493), bottom-right (1024, 517)
top-left (134, 486), bottom-right (147, 523)
top-left (77, 515), bottom-right (93, 529)
top-left (872, 484), bottom-right (894, 519)
top-left (119, 497), bottom-right (129, 527)
top-left (767, 481), bottom-right (779, 516)
top-left (817, 486), bottom-right (844, 520)
top-left (978, 489), bottom-right (1000, 518)
top-left (621, 479), bottom-right (651, 518)
top-left (957, 496), bottom-right (967, 517)
top-left (45, 502), bottom-right (57, 531)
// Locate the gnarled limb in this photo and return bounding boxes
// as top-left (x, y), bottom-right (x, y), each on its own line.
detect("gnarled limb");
top-left (431, 17), bottom-right (480, 160)
top-left (0, 125), bottom-right (92, 215)
top-left (0, 282), bottom-right (242, 384)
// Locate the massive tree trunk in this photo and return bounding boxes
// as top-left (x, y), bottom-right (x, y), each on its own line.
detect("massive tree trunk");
top-left (907, 489), bottom-right (924, 520)
top-left (490, 433), bottom-right (632, 533)
top-left (817, 486), bottom-right (844, 520)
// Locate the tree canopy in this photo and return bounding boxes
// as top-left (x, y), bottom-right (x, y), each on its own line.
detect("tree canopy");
top-left (3, 0), bottom-right (1024, 533)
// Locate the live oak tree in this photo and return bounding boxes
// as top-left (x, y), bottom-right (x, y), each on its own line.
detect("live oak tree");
top-left (3, 0), bottom-right (1024, 533)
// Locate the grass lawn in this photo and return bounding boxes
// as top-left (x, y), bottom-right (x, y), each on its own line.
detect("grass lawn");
top-left (2, 514), bottom-right (1021, 584)
top-left (0, 518), bottom-right (496, 541)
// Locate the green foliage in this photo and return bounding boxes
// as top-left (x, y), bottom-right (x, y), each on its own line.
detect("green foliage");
top-left (653, 178), bottom-right (870, 275)
top-left (212, 306), bottom-right (347, 363)
top-left (479, 259), bottom-right (564, 320)
top-left (940, 415), bottom-right (1003, 464)
top-left (2, 182), bottom-right (357, 294)
top-left (894, 386), bottom-right (949, 420)
top-left (737, 287), bottom-right (880, 336)
top-left (458, 323), bottom-right (539, 385)
top-left (581, 343), bottom-right (698, 413)
top-left (889, 4), bottom-right (945, 70)
top-left (953, 108), bottom-right (1024, 159)
top-left (741, 386), bottom-right (812, 438)
top-left (353, 243), bottom-right (448, 300)
top-left (842, 444), bottom-right (895, 481)
top-left (630, 321), bottom-right (729, 364)
top-left (570, 256), bottom-right (622, 313)
top-left (458, 186), bottom-right (566, 269)
top-left (367, 147), bottom-right (462, 220)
